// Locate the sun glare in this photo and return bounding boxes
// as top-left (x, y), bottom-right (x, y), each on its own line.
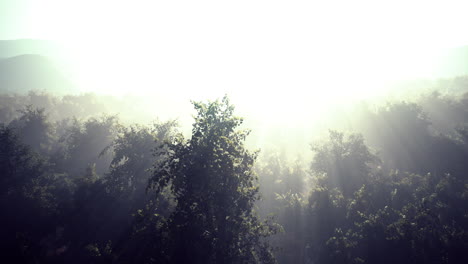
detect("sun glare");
top-left (17, 0), bottom-right (468, 121)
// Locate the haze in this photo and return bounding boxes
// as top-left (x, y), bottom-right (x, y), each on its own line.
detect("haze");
top-left (1, 2), bottom-right (468, 263)
top-left (3, 1), bottom-right (468, 99)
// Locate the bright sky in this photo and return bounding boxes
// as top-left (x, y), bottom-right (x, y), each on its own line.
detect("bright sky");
top-left (1, 0), bottom-right (468, 122)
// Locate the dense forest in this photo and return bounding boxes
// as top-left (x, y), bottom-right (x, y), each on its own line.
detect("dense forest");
top-left (1, 84), bottom-right (468, 264)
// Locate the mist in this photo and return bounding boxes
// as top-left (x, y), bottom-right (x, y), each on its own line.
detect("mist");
top-left (2, 1), bottom-right (468, 263)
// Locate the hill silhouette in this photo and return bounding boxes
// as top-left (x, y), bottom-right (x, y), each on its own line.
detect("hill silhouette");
top-left (0, 39), bottom-right (62, 59)
top-left (0, 54), bottom-right (75, 94)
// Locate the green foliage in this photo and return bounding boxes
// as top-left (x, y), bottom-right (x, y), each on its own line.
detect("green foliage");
top-left (149, 96), bottom-right (277, 263)
top-left (0, 124), bottom-right (65, 261)
top-left (8, 105), bottom-right (55, 155)
top-left (306, 157), bottom-right (468, 264)
top-left (311, 130), bottom-right (378, 197)
top-left (106, 121), bottom-right (177, 195)
top-left (56, 115), bottom-right (120, 177)
top-left (2, 89), bottom-right (468, 264)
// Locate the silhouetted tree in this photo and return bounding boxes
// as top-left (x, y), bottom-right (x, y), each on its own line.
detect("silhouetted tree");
top-left (311, 130), bottom-right (378, 197)
top-left (8, 106), bottom-right (55, 155)
top-left (148, 96), bottom-right (277, 263)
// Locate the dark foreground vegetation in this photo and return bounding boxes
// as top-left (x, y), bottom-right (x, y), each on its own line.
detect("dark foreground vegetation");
top-left (1, 87), bottom-right (468, 263)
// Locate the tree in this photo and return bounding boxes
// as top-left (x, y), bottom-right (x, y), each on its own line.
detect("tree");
top-left (149, 96), bottom-right (277, 264)
top-left (306, 129), bottom-right (468, 264)
top-left (311, 130), bottom-right (378, 197)
top-left (8, 105), bottom-right (55, 155)
top-left (57, 115), bottom-right (120, 177)
top-left (364, 102), bottom-right (432, 173)
top-left (94, 121), bottom-right (179, 263)
top-left (106, 121), bottom-right (177, 197)
top-left (0, 125), bottom-right (62, 262)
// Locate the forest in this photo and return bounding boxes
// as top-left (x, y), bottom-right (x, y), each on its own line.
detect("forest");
top-left (1, 80), bottom-right (468, 264)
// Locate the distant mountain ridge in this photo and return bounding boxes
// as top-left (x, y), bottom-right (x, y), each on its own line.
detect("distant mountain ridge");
top-left (0, 54), bottom-right (75, 94)
top-left (0, 39), bottom-right (467, 96)
top-left (0, 39), bottom-right (62, 59)
top-left (0, 39), bottom-right (76, 94)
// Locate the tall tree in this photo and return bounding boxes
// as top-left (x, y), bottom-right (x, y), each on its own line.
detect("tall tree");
top-left (311, 130), bottom-right (377, 197)
top-left (8, 105), bottom-right (55, 155)
top-left (149, 96), bottom-right (277, 264)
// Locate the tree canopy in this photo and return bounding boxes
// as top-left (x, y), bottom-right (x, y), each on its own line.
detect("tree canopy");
top-left (149, 96), bottom-right (277, 263)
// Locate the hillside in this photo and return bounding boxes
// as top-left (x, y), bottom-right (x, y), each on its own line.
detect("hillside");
top-left (0, 54), bottom-right (75, 94)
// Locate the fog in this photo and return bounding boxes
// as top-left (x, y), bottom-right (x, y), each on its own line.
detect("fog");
top-left (2, 73), bottom-right (468, 263)
top-left (2, 1), bottom-right (468, 263)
